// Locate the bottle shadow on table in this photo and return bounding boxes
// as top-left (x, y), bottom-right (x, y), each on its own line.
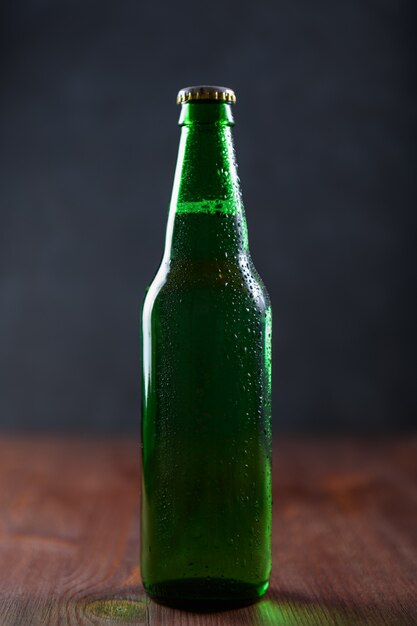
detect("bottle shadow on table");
top-left (84, 586), bottom-right (415, 626)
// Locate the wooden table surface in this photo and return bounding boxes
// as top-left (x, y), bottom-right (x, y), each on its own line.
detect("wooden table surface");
top-left (0, 436), bottom-right (415, 626)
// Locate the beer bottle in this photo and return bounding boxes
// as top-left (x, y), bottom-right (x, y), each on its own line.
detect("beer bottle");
top-left (141, 85), bottom-right (272, 609)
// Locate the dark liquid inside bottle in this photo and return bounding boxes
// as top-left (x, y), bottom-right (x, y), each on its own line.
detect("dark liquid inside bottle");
top-left (141, 212), bottom-right (272, 609)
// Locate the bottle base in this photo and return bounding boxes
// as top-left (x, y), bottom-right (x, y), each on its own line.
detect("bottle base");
top-left (144, 577), bottom-right (269, 611)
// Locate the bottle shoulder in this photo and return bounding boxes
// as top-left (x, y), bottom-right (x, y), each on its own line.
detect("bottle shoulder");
top-left (143, 254), bottom-right (270, 315)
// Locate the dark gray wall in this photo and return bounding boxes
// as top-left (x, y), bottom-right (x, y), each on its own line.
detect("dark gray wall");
top-left (1, 0), bottom-right (416, 433)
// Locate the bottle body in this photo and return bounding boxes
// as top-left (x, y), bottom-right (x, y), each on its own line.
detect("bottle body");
top-left (141, 93), bottom-right (272, 609)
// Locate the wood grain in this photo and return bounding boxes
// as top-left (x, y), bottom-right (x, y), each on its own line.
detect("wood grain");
top-left (0, 436), bottom-right (415, 625)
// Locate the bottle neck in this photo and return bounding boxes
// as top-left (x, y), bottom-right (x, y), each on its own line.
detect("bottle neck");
top-left (164, 102), bottom-right (248, 262)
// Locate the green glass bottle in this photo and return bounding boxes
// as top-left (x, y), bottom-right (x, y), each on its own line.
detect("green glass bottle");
top-left (141, 85), bottom-right (272, 610)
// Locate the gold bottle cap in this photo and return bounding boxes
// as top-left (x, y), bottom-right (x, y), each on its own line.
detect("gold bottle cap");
top-left (177, 85), bottom-right (236, 105)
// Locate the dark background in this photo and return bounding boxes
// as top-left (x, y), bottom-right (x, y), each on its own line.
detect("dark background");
top-left (0, 0), bottom-right (416, 433)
